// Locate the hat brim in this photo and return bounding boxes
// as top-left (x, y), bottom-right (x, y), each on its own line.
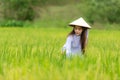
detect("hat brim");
top-left (69, 24), bottom-right (91, 29)
top-left (68, 17), bottom-right (91, 29)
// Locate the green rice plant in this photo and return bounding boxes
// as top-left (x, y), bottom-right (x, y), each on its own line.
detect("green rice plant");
top-left (0, 27), bottom-right (119, 80)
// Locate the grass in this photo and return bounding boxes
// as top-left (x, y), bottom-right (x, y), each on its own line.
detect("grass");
top-left (0, 27), bottom-right (120, 80)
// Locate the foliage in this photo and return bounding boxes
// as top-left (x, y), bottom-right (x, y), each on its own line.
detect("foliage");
top-left (86, 0), bottom-right (120, 24)
top-left (1, 0), bottom-right (37, 21)
top-left (0, 20), bottom-right (24, 27)
top-left (0, 0), bottom-right (75, 21)
top-left (0, 0), bottom-right (120, 27)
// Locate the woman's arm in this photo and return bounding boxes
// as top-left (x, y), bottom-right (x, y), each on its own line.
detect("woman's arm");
top-left (62, 35), bottom-right (72, 56)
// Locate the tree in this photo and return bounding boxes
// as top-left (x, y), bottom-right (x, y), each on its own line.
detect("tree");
top-left (1, 0), bottom-right (38, 21)
top-left (86, 0), bottom-right (120, 23)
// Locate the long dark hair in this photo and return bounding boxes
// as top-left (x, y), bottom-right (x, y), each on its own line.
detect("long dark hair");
top-left (68, 27), bottom-right (88, 54)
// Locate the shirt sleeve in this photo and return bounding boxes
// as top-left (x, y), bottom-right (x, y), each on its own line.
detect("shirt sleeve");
top-left (62, 35), bottom-right (72, 55)
top-left (61, 44), bottom-right (66, 53)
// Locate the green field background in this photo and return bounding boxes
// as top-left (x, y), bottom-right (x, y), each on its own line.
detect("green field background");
top-left (0, 27), bottom-right (119, 80)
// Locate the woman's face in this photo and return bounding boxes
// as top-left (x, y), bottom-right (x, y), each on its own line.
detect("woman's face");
top-left (74, 26), bottom-right (83, 36)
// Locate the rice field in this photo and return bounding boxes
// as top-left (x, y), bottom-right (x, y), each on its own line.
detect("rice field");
top-left (0, 27), bottom-right (120, 80)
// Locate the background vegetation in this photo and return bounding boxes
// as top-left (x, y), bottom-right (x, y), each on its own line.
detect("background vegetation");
top-left (0, 0), bottom-right (120, 27)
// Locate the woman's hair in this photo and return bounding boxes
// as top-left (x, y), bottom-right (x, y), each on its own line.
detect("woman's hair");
top-left (68, 26), bottom-right (88, 54)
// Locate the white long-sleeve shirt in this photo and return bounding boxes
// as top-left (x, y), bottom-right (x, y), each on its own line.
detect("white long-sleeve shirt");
top-left (62, 30), bottom-right (88, 57)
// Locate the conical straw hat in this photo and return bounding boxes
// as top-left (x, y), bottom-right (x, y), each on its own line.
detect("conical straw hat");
top-left (69, 17), bottom-right (91, 29)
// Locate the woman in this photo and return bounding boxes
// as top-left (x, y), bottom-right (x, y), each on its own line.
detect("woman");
top-left (62, 17), bottom-right (91, 57)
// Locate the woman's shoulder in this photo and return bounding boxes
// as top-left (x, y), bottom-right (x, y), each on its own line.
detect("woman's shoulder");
top-left (66, 35), bottom-right (74, 41)
top-left (67, 34), bottom-right (74, 38)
